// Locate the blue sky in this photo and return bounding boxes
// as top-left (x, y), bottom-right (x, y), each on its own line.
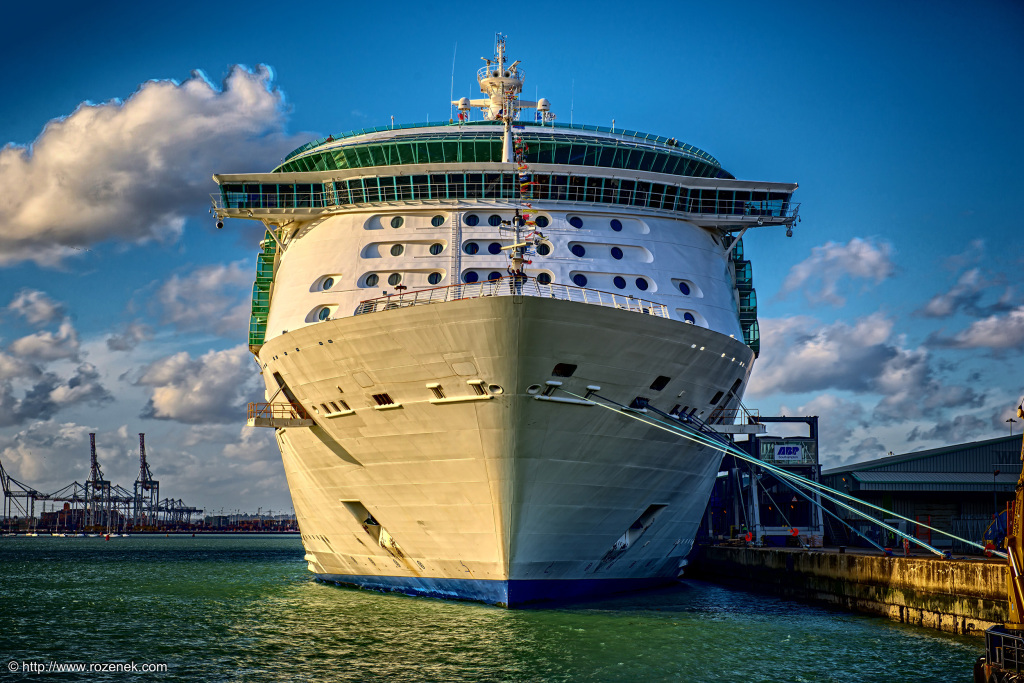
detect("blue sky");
top-left (1, 1), bottom-right (1021, 513)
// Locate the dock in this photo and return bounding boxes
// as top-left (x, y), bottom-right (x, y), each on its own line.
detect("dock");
top-left (689, 545), bottom-right (1007, 636)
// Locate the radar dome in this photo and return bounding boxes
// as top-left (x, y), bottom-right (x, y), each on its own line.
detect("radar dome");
top-left (536, 98), bottom-right (550, 112)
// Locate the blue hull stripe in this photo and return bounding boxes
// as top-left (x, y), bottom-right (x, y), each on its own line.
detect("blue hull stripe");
top-left (314, 573), bottom-right (675, 607)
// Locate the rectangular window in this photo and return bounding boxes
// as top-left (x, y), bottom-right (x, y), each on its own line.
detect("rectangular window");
top-left (466, 174), bottom-right (483, 198)
top-left (468, 380), bottom-right (487, 396)
top-left (430, 174), bottom-right (447, 199)
top-left (372, 393), bottom-right (394, 406)
top-left (395, 176), bottom-right (412, 201)
top-left (427, 384), bottom-right (445, 400)
top-left (551, 175), bottom-right (568, 201)
top-left (617, 180), bottom-right (634, 205)
top-left (411, 175), bottom-right (428, 200)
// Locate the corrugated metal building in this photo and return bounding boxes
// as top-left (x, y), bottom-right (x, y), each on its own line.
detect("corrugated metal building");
top-left (821, 434), bottom-right (1022, 551)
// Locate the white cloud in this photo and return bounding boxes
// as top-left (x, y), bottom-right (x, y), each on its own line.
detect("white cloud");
top-left (928, 306), bottom-right (1024, 350)
top-left (7, 289), bottom-right (65, 325)
top-left (155, 261), bottom-right (251, 336)
top-left (135, 345), bottom-right (259, 424)
top-left (780, 237), bottom-right (895, 306)
top-left (8, 319), bottom-right (80, 361)
top-left (749, 314), bottom-right (983, 422)
top-left (105, 321), bottom-right (152, 352)
top-left (0, 66), bottom-right (306, 267)
top-left (0, 420), bottom-right (95, 483)
top-left (918, 267), bottom-right (1014, 319)
top-left (907, 414), bottom-right (989, 444)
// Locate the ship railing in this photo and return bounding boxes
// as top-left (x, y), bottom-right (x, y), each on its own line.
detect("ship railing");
top-left (706, 406), bottom-right (761, 426)
top-left (477, 65), bottom-right (525, 82)
top-left (247, 402), bottom-right (311, 421)
top-left (353, 277), bottom-right (670, 318)
top-left (210, 189), bottom-right (800, 220)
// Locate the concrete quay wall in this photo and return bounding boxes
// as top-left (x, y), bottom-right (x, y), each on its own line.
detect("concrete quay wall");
top-left (691, 546), bottom-right (1008, 636)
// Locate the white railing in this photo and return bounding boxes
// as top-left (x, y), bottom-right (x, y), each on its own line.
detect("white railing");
top-left (353, 277), bottom-right (669, 318)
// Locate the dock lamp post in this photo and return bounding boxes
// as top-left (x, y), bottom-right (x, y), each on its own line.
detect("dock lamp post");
top-left (994, 469), bottom-right (1001, 518)
top-left (1008, 417), bottom-right (1017, 436)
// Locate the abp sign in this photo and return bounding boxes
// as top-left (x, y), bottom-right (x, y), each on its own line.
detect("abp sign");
top-left (773, 444), bottom-right (803, 462)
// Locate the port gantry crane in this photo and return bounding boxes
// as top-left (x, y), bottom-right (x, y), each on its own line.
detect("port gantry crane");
top-left (976, 401), bottom-right (1024, 683)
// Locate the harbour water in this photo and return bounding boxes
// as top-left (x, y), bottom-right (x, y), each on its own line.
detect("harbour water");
top-left (1, 535), bottom-right (978, 681)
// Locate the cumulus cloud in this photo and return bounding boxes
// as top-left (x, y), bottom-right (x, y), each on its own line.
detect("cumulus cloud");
top-left (106, 321), bottom-right (153, 352)
top-left (927, 306), bottom-right (1024, 351)
top-left (135, 345), bottom-right (259, 424)
top-left (0, 420), bottom-right (95, 483)
top-left (779, 394), bottom-right (868, 447)
top-left (8, 319), bottom-right (80, 361)
top-left (7, 289), bottom-right (65, 325)
top-left (907, 414), bottom-right (988, 443)
top-left (0, 362), bottom-right (112, 428)
top-left (780, 238), bottom-right (895, 306)
top-left (155, 261), bottom-right (251, 335)
top-left (749, 314), bottom-right (983, 422)
top-left (0, 66), bottom-right (306, 267)
top-left (918, 268), bottom-right (1014, 318)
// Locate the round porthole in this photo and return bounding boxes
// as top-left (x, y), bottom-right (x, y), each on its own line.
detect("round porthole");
top-left (318, 307), bottom-right (330, 321)
top-left (390, 244), bottom-right (404, 256)
top-left (535, 215), bottom-right (549, 228)
top-left (536, 243), bottom-right (551, 256)
top-left (573, 274), bottom-right (588, 287)
top-left (488, 384), bottom-right (504, 394)
top-left (464, 242), bottom-right (479, 255)
top-left (429, 243), bottom-right (444, 255)
top-left (679, 281), bottom-right (691, 295)
top-left (322, 277), bottom-right (334, 290)
top-left (488, 214), bottom-right (502, 227)
top-left (488, 242), bottom-right (502, 255)
top-left (428, 272), bottom-right (442, 285)
top-left (464, 271), bottom-right (479, 283)
top-left (431, 215), bottom-right (445, 227)
top-left (390, 216), bottom-right (404, 229)
top-left (610, 247), bottom-right (623, 260)
top-left (610, 219), bottom-right (623, 232)
top-left (365, 273), bottom-right (379, 287)
top-left (464, 214), bottom-right (479, 226)
top-left (635, 278), bottom-right (649, 291)
top-left (387, 273), bottom-right (402, 286)
top-left (536, 272), bottom-right (552, 285)
top-left (571, 244), bottom-right (586, 257)
top-left (488, 271), bottom-right (502, 281)
top-left (569, 216), bottom-right (584, 229)
top-left (613, 276), bottom-right (626, 289)
top-left (684, 312), bottom-right (696, 323)
top-left (526, 384), bottom-right (542, 395)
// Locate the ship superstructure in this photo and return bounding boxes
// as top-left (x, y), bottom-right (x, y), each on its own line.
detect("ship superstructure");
top-left (213, 36), bottom-right (799, 606)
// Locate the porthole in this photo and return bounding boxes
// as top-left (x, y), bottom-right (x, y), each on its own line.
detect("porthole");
top-left (636, 278), bottom-right (649, 291)
top-left (610, 247), bottom-right (623, 260)
top-left (488, 384), bottom-right (504, 394)
top-left (488, 242), bottom-right (502, 255)
top-left (679, 282), bottom-right (691, 295)
top-left (526, 384), bottom-right (542, 395)
top-left (427, 272), bottom-right (442, 285)
top-left (571, 244), bottom-right (586, 257)
top-left (573, 273), bottom-right (588, 287)
top-left (535, 215), bottom-right (549, 228)
top-left (390, 216), bottom-right (404, 229)
top-left (390, 244), bottom-right (404, 256)
top-left (536, 243), bottom-right (551, 256)
top-left (569, 216), bottom-right (584, 229)
top-left (431, 215), bottom-right (445, 227)
top-left (536, 272), bottom-right (552, 285)
top-left (488, 214), bottom-right (502, 227)
top-left (387, 273), bottom-right (402, 286)
top-left (684, 312), bottom-right (696, 323)
top-left (322, 277), bottom-right (334, 290)
top-left (610, 219), bottom-right (623, 232)
top-left (318, 307), bottom-right (331, 321)
top-left (464, 214), bottom-right (479, 226)
top-left (365, 273), bottom-right (379, 287)
top-left (429, 243), bottom-right (444, 255)
top-left (488, 271), bottom-right (502, 281)
top-left (464, 242), bottom-right (479, 255)
top-left (464, 271), bottom-right (479, 283)
top-left (613, 276), bottom-right (626, 289)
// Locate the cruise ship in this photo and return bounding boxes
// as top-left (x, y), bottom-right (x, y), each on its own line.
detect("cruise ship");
top-left (211, 37), bottom-right (799, 606)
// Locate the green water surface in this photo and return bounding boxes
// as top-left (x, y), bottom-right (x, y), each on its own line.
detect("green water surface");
top-left (0, 535), bottom-right (980, 681)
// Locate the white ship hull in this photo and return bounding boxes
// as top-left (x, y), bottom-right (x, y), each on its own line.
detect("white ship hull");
top-left (260, 295), bottom-right (754, 605)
